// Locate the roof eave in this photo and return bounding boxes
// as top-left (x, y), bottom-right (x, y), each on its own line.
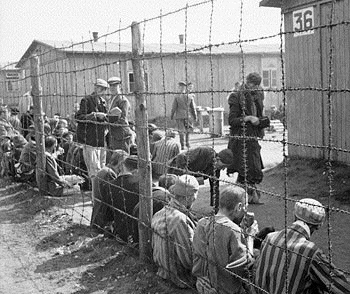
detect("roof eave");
top-left (15, 40), bottom-right (57, 68)
top-left (259, 0), bottom-right (282, 8)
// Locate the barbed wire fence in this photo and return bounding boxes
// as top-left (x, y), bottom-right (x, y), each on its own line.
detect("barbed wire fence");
top-left (0, 0), bottom-right (349, 292)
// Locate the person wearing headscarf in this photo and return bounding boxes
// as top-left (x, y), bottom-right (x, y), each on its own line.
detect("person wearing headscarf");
top-left (227, 72), bottom-right (270, 204)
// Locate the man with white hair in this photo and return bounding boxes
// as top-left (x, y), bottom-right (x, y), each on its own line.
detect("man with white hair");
top-left (76, 78), bottom-right (109, 195)
top-left (151, 174), bottom-right (199, 289)
top-left (254, 198), bottom-right (350, 294)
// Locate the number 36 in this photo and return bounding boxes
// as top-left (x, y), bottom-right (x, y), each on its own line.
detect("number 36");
top-left (293, 8), bottom-right (314, 32)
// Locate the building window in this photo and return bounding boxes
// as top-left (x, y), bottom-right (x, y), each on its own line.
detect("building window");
top-left (262, 69), bottom-right (277, 88)
top-left (6, 81), bottom-right (19, 92)
top-left (128, 72), bottom-right (149, 93)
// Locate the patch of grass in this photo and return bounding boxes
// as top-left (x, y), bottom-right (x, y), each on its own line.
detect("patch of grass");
top-left (265, 157), bottom-right (350, 203)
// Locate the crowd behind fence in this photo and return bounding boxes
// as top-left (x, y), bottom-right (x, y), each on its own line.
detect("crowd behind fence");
top-left (0, 0), bottom-right (350, 293)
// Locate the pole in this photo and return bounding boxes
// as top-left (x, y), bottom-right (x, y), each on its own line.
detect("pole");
top-left (131, 21), bottom-right (153, 261)
top-left (30, 55), bottom-right (46, 194)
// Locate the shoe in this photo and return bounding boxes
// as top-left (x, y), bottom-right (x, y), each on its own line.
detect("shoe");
top-left (248, 200), bottom-right (264, 205)
top-left (248, 187), bottom-right (263, 204)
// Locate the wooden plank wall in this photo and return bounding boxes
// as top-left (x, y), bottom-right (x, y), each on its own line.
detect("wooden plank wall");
top-left (285, 2), bottom-right (325, 160)
top-left (17, 44), bottom-right (282, 125)
top-left (320, 0), bottom-right (350, 163)
top-left (285, 0), bottom-right (350, 164)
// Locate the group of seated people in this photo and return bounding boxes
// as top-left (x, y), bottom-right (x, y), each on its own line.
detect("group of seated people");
top-left (1, 104), bottom-right (349, 293)
top-left (0, 105), bottom-right (92, 196)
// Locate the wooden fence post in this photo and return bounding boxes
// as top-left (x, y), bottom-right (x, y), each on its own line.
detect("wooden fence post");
top-left (30, 55), bottom-right (46, 194)
top-left (131, 22), bottom-right (153, 261)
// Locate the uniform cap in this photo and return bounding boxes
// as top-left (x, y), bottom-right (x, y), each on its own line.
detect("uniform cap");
top-left (294, 198), bottom-right (326, 225)
top-left (169, 174), bottom-right (199, 197)
top-left (94, 78), bottom-right (109, 88)
top-left (108, 76), bottom-right (122, 85)
top-left (109, 106), bottom-right (122, 117)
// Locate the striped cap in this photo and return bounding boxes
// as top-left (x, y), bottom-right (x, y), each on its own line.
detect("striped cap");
top-left (294, 198), bottom-right (326, 225)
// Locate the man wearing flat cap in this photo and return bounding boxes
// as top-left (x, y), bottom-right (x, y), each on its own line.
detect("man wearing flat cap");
top-left (105, 77), bottom-right (133, 156)
top-left (255, 198), bottom-right (350, 293)
top-left (107, 77), bottom-right (130, 122)
top-left (152, 174), bottom-right (199, 289)
top-left (167, 146), bottom-right (234, 211)
top-left (227, 72), bottom-right (270, 204)
top-left (170, 81), bottom-right (197, 150)
top-left (76, 78), bottom-right (109, 196)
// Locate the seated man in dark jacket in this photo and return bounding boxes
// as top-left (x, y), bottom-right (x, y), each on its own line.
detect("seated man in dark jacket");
top-left (90, 150), bottom-right (129, 233)
top-left (111, 155), bottom-right (140, 243)
top-left (167, 146), bottom-right (233, 211)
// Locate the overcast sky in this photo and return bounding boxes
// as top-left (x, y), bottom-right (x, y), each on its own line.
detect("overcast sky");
top-left (0, 0), bottom-right (282, 64)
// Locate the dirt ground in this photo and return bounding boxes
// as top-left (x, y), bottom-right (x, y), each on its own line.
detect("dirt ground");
top-left (0, 129), bottom-right (349, 294)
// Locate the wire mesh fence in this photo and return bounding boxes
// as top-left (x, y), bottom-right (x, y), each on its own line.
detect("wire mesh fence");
top-left (0, 0), bottom-right (349, 293)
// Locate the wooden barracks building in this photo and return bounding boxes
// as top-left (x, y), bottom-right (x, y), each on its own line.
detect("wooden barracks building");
top-left (14, 35), bottom-right (283, 121)
top-left (260, 0), bottom-right (350, 164)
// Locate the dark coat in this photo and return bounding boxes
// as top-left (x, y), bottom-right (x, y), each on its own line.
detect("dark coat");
top-left (111, 174), bottom-right (140, 243)
top-left (90, 166), bottom-right (118, 232)
top-left (167, 146), bottom-right (220, 210)
top-left (227, 85), bottom-right (266, 184)
top-left (76, 92), bottom-right (107, 147)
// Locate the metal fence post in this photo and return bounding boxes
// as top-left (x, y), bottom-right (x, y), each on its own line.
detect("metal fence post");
top-left (30, 55), bottom-right (46, 194)
top-left (131, 21), bottom-right (153, 261)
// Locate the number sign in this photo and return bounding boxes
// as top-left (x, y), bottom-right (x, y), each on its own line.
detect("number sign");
top-left (293, 7), bottom-right (314, 37)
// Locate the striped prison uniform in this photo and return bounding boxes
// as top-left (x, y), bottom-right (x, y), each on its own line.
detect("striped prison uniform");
top-left (151, 137), bottom-right (180, 176)
top-left (151, 198), bottom-right (197, 288)
top-left (193, 215), bottom-right (253, 294)
top-left (255, 220), bottom-right (350, 294)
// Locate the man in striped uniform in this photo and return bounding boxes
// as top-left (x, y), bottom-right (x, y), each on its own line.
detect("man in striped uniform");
top-left (151, 174), bottom-right (199, 289)
top-left (151, 129), bottom-right (181, 178)
top-left (193, 185), bottom-right (258, 294)
top-left (254, 198), bottom-right (350, 293)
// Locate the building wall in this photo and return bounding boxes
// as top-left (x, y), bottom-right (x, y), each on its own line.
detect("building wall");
top-left (17, 43), bottom-right (283, 123)
top-left (0, 69), bottom-right (24, 108)
top-left (283, 0), bottom-right (350, 163)
top-left (146, 53), bottom-right (282, 118)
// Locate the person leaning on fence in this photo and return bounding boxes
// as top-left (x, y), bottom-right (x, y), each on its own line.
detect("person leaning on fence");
top-left (90, 149), bottom-right (128, 234)
top-left (167, 146), bottom-right (234, 211)
top-left (151, 174), bottom-right (199, 289)
top-left (76, 78), bottom-right (109, 196)
top-left (193, 185), bottom-right (258, 294)
top-left (131, 173), bottom-right (177, 244)
top-left (151, 129), bottom-right (181, 178)
top-left (170, 81), bottom-right (198, 150)
top-left (107, 155), bottom-right (140, 243)
top-left (254, 198), bottom-right (350, 294)
top-left (227, 72), bottom-right (270, 205)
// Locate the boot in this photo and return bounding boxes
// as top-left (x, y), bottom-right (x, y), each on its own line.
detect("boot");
top-left (179, 133), bottom-right (185, 150)
top-left (248, 185), bottom-right (264, 205)
top-left (185, 132), bottom-right (191, 149)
